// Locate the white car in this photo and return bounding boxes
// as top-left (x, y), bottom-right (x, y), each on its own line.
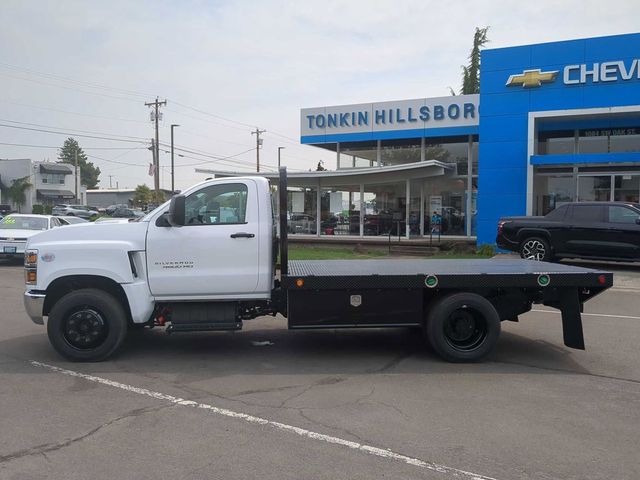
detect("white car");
top-left (0, 214), bottom-right (65, 258)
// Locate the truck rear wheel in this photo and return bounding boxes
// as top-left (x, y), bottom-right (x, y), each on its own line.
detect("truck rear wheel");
top-left (425, 292), bottom-right (500, 362)
top-left (47, 288), bottom-right (127, 362)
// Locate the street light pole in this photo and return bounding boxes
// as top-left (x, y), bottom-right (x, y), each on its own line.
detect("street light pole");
top-left (170, 124), bottom-right (180, 193)
top-left (278, 146), bottom-right (285, 169)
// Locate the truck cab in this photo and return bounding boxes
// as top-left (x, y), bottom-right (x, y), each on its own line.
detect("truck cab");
top-left (24, 176), bottom-right (278, 361)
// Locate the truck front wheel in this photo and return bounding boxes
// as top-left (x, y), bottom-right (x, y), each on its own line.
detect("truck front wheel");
top-left (425, 293), bottom-right (500, 362)
top-left (47, 288), bottom-right (127, 362)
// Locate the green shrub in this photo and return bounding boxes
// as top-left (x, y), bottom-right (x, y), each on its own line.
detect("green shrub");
top-left (32, 204), bottom-right (44, 214)
top-left (476, 244), bottom-right (496, 257)
top-left (44, 204), bottom-right (53, 215)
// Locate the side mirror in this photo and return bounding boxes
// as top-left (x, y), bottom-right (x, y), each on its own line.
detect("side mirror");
top-left (167, 195), bottom-right (186, 227)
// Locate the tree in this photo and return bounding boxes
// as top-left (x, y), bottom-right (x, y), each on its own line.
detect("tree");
top-left (450, 27), bottom-right (490, 95)
top-left (58, 137), bottom-right (101, 189)
top-left (133, 184), bottom-right (152, 207)
top-left (6, 176), bottom-right (32, 212)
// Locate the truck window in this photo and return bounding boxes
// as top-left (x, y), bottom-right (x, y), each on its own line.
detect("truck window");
top-left (545, 205), bottom-right (568, 220)
top-left (608, 206), bottom-right (640, 224)
top-left (569, 204), bottom-right (603, 223)
top-left (184, 183), bottom-right (248, 225)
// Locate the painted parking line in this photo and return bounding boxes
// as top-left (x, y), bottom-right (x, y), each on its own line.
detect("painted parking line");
top-left (30, 360), bottom-right (497, 480)
top-left (531, 309), bottom-right (640, 320)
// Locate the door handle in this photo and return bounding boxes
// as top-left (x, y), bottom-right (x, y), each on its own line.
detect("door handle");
top-left (230, 232), bottom-right (255, 238)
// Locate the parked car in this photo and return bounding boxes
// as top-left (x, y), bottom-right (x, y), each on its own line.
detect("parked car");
top-left (288, 213), bottom-right (316, 234)
top-left (0, 204), bottom-right (11, 216)
top-left (105, 204), bottom-right (129, 216)
top-left (497, 202), bottom-right (640, 262)
top-left (111, 207), bottom-right (144, 219)
top-left (0, 214), bottom-right (64, 258)
top-left (52, 204), bottom-right (99, 219)
top-left (58, 216), bottom-right (90, 225)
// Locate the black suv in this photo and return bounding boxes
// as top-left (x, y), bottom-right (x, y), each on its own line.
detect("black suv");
top-left (497, 202), bottom-right (640, 262)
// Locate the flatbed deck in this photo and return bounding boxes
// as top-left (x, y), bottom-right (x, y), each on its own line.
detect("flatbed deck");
top-left (284, 258), bottom-right (613, 289)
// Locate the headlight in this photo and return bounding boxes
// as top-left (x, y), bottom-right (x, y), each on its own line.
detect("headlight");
top-left (25, 248), bottom-right (38, 285)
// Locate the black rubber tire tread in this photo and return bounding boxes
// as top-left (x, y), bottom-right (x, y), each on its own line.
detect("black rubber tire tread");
top-left (425, 292), bottom-right (501, 363)
top-left (519, 236), bottom-right (552, 262)
top-left (47, 288), bottom-right (127, 362)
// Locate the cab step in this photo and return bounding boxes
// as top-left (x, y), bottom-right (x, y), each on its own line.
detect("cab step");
top-left (167, 321), bottom-right (242, 333)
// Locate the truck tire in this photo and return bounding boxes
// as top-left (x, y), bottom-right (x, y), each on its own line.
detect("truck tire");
top-left (425, 292), bottom-right (501, 362)
top-left (519, 237), bottom-right (552, 262)
top-left (47, 288), bottom-right (127, 362)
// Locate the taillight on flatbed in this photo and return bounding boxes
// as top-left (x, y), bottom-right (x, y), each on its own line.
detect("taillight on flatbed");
top-left (497, 220), bottom-right (509, 235)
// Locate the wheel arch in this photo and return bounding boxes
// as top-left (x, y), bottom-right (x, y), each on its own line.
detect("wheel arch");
top-left (517, 228), bottom-right (553, 245)
top-left (44, 275), bottom-right (133, 324)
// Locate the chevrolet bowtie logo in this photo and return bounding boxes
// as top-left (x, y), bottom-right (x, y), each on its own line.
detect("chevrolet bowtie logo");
top-left (506, 69), bottom-right (559, 88)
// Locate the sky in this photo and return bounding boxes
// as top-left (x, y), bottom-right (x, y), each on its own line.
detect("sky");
top-left (0, 0), bottom-right (638, 190)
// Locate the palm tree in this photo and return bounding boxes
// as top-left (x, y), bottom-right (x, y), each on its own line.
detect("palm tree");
top-left (6, 176), bottom-right (32, 213)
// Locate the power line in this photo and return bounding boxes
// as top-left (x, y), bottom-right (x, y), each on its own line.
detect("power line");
top-left (0, 123), bottom-right (149, 144)
top-left (0, 141), bottom-right (143, 150)
top-left (0, 118), bottom-right (149, 141)
top-left (0, 99), bottom-right (149, 124)
top-left (0, 62), bottom-right (154, 98)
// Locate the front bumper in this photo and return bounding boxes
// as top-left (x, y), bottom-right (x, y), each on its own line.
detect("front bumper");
top-left (0, 241), bottom-right (26, 256)
top-left (24, 290), bottom-right (46, 325)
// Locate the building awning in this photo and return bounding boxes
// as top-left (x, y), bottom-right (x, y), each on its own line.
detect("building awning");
top-left (40, 163), bottom-right (73, 174)
top-left (37, 189), bottom-right (75, 199)
top-left (196, 160), bottom-right (453, 188)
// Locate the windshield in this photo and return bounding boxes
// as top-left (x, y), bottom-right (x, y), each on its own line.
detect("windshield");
top-left (0, 215), bottom-right (48, 230)
top-left (140, 198), bottom-right (172, 222)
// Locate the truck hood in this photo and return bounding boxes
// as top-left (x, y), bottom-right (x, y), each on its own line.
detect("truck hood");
top-left (26, 220), bottom-right (149, 250)
top-left (0, 228), bottom-right (45, 240)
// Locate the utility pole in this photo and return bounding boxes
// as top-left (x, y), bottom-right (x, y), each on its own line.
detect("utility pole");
top-left (74, 149), bottom-right (78, 202)
top-left (108, 175), bottom-right (114, 189)
top-left (145, 97), bottom-right (167, 200)
top-left (171, 124), bottom-right (179, 193)
top-left (277, 146), bottom-right (285, 169)
top-left (251, 128), bottom-right (266, 172)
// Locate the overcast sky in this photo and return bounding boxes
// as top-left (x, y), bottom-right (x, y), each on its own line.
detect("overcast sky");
top-left (0, 0), bottom-right (638, 190)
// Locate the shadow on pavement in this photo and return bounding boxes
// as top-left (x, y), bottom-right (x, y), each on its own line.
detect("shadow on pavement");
top-left (1, 321), bottom-right (592, 379)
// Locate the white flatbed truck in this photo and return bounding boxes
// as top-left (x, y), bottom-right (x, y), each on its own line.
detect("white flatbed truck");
top-left (23, 168), bottom-right (613, 362)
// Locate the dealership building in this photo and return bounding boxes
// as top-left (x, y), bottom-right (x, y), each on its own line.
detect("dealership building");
top-left (202, 32), bottom-right (640, 245)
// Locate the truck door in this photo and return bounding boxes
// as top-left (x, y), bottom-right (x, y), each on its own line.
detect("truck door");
top-left (565, 204), bottom-right (607, 257)
top-left (604, 205), bottom-right (640, 258)
top-left (146, 180), bottom-right (260, 297)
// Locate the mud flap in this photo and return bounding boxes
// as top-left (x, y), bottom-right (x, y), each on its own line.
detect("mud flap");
top-left (558, 288), bottom-right (585, 350)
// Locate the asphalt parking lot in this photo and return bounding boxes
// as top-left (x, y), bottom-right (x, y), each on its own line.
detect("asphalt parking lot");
top-left (1, 258), bottom-right (639, 480)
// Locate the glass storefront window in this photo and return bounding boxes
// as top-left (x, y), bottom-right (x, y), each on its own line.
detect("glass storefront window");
top-left (320, 185), bottom-right (359, 235)
top-left (578, 175), bottom-right (612, 201)
top-left (533, 169), bottom-right (575, 215)
top-left (381, 139), bottom-right (421, 166)
top-left (578, 129), bottom-right (609, 154)
top-left (287, 187), bottom-right (317, 235)
top-left (538, 130), bottom-right (575, 154)
top-left (339, 141), bottom-right (377, 169)
top-left (614, 175), bottom-right (640, 203)
top-left (609, 128), bottom-right (640, 153)
top-left (423, 176), bottom-right (467, 236)
top-left (362, 182), bottom-right (406, 236)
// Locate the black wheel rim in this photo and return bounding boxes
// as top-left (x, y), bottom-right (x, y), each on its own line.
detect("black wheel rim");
top-left (62, 308), bottom-right (109, 350)
top-left (521, 239), bottom-right (546, 261)
top-left (443, 307), bottom-right (487, 352)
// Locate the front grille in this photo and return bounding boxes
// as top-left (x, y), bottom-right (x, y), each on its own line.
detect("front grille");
top-left (0, 237), bottom-right (27, 241)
